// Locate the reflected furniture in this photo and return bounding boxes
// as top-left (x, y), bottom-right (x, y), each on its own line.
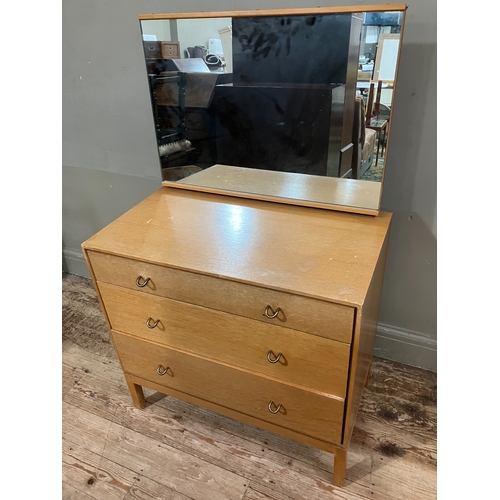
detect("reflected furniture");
top-left (151, 13), bottom-right (363, 180)
top-left (214, 13), bottom-right (362, 179)
top-left (352, 94), bottom-right (377, 179)
top-left (367, 117), bottom-right (388, 168)
top-left (148, 70), bottom-right (229, 171)
top-left (82, 187), bottom-right (391, 486)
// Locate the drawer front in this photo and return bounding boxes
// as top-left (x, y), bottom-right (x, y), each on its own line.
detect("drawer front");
top-left (112, 331), bottom-right (344, 444)
top-left (88, 251), bottom-right (354, 343)
top-left (161, 42), bottom-right (180, 59)
top-left (100, 282), bottom-right (350, 397)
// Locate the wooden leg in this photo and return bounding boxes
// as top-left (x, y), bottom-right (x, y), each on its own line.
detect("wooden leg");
top-left (125, 374), bottom-right (146, 408)
top-left (333, 447), bottom-right (347, 486)
top-left (365, 361), bottom-right (372, 387)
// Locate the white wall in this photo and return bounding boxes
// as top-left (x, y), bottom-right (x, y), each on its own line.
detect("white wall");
top-left (141, 20), bottom-right (172, 41)
top-left (177, 18), bottom-right (231, 57)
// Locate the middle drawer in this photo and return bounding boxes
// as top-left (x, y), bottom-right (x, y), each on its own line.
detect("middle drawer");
top-left (100, 282), bottom-right (350, 397)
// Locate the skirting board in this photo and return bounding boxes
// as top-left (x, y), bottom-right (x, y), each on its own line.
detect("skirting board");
top-left (62, 248), bottom-right (436, 372)
top-left (62, 248), bottom-right (91, 279)
top-left (374, 323), bottom-right (436, 372)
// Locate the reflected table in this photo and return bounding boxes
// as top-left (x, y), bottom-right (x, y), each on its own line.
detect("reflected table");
top-left (367, 118), bottom-right (388, 167)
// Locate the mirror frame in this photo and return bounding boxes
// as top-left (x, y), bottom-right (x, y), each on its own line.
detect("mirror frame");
top-left (139, 3), bottom-right (407, 216)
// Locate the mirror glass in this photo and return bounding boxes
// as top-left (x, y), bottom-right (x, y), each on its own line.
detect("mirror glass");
top-left (139, 6), bottom-right (406, 214)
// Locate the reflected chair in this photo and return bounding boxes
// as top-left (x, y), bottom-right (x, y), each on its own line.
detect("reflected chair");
top-left (352, 95), bottom-right (377, 179)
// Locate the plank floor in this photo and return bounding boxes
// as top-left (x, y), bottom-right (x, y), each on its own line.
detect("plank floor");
top-left (62, 272), bottom-right (437, 500)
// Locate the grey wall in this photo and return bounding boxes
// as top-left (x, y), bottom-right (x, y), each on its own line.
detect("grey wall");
top-left (62, 0), bottom-right (436, 371)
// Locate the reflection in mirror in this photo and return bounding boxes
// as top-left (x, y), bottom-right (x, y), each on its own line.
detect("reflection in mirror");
top-left (139, 6), bottom-right (405, 212)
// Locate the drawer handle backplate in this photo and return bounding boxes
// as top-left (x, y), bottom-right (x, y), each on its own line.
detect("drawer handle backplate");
top-left (146, 317), bottom-right (160, 329)
top-left (136, 276), bottom-right (151, 287)
top-left (263, 305), bottom-right (281, 319)
top-left (267, 350), bottom-right (282, 364)
top-left (268, 400), bottom-right (282, 414)
top-left (156, 364), bottom-right (170, 376)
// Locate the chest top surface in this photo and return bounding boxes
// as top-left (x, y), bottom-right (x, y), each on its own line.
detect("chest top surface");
top-left (83, 187), bottom-right (392, 307)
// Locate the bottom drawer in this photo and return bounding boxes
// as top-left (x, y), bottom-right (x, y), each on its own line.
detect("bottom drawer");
top-left (112, 331), bottom-right (345, 444)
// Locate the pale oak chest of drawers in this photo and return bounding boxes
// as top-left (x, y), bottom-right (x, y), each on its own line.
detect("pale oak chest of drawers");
top-left (82, 187), bottom-right (391, 485)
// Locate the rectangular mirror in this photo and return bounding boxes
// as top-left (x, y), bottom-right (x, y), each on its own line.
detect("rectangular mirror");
top-left (139, 4), bottom-right (407, 215)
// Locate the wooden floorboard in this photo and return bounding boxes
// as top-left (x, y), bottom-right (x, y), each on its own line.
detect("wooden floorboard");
top-left (62, 272), bottom-right (437, 499)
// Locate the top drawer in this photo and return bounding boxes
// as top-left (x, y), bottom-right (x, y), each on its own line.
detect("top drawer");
top-left (86, 251), bottom-right (354, 344)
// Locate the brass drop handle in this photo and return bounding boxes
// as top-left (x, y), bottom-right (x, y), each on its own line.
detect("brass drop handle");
top-left (267, 350), bottom-right (282, 364)
top-left (263, 305), bottom-right (281, 319)
top-left (268, 401), bottom-right (282, 414)
top-left (146, 317), bottom-right (160, 329)
top-left (156, 364), bottom-right (170, 376)
top-left (136, 276), bottom-right (151, 287)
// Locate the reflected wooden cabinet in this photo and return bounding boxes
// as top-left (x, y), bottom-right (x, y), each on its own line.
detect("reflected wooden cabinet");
top-left (82, 187), bottom-right (391, 486)
top-left (145, 13), bottom-right (363, 179)
top-left (214, 13), bottom-right (363, 178)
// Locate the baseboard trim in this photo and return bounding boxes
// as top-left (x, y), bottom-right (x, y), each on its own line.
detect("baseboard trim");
top-left (62, 248), bottom-right (90, 278)
top-left (374, 323), bottom-right (436, 372)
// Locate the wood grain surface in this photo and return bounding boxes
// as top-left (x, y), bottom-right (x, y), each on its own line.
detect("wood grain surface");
top-left (82, 187), bottom-right (392, 307)
top-left (165, 165), bottom-right (382, 215)
top-left (111, 331), bottom-right (345, 444)
top-left (98, 282), bottom-right (351, 396)
top-left (88, 250), bottom-right (355, 343)
top-left (138, 4), bottom-right (408, 21)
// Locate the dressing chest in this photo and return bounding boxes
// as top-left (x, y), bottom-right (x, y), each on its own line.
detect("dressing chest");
top-left (82, 186), bottom-right (391, 485)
